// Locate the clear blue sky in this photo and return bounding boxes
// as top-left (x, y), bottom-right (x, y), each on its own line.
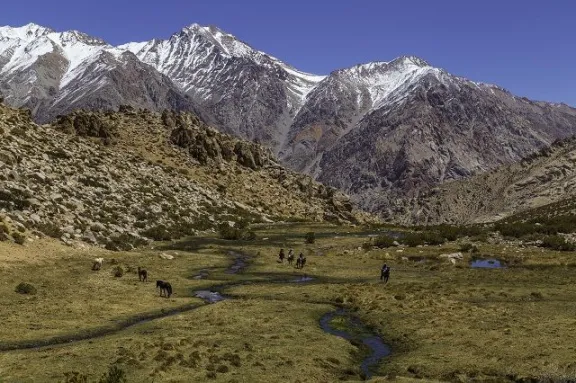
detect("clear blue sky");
top-left (3, 0), bottom-right (575, 105)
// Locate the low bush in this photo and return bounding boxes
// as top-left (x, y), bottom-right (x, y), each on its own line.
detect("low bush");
top-left (459, 243), bottom-right (479, 253)
top-left (403, 232), bottom-right (445, 247)
top-left (34, 222), bottom-right (63, 238)
top-left (113, 266), bottom-right (124, 278)
top-left (63, 371), bottom-right (88, 383)
top-left (540, 235), bottom-right (575, 251)
top-left (304, 232), bottom-right (315, 244)
top-left (217, 222), bottom-right (256, 241)
top-left (373, 235), bottom-right (396, 248)
top-left (98, 365), bottom-right (127, 383)
top-left (15, 282), bottom-right (36, 295)
top-left (12, 232), bottom-right (26, 245)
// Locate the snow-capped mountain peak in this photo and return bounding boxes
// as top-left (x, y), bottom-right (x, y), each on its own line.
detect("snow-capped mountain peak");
top-left (180, 23), bottom-right (258, 59)
top-left (0, 23), bottom-right (53, 41)
top-left (55, 30), bottom-right (107, 46)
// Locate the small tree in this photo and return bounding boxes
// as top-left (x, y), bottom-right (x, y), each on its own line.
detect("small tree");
top-left (63, 371), bottom-right (88, 383)
top-left (304, 232), bottom-right (315, 244)
top-left (113, 266), bottom-right (124, 278)
top-left (99, 365), bottom-right (127, 383)
top-left (15, 282), bottom-right (37, 295)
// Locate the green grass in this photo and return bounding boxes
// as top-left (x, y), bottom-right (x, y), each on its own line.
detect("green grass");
top-left (0, 224), bottom-right (576, 382)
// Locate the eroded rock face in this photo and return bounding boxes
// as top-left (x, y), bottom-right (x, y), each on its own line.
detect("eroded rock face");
top-left (303, 73), bottom-right (576, 220)
top-left (401, 137), bottom-right (576, 225)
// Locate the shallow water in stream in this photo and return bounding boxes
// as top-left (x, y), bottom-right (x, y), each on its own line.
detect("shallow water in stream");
top-left (319, 310), bottom-right (390, 379)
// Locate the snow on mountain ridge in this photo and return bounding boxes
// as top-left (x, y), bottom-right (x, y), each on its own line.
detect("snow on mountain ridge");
top-left (0, 23), bottom-right (53, 41)
top-left (0, 22), bottom-right (440, 111)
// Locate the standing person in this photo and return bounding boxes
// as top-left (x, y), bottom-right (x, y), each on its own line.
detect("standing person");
top-left (288, 248), bottom-right (294, 260)
top-left (380, 263), bottom-right (390, 284)
top-left (279, 248), bottom-right (285, 263)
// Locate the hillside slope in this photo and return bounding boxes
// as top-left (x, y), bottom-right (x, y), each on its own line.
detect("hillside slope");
top-left (403, 138), bottom-right (576, 224)
top-left (0, 103), bottom-right (365, 248)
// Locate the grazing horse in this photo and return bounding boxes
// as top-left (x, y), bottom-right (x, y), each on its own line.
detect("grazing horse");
top-left (287, 253), bottom-right (294, 266)
top-left (138, 267), bottom-right (148, 282)
top-left (156, 280), bottom-right (172, 298)
top-left (92, 258), bottom-right (103, 271)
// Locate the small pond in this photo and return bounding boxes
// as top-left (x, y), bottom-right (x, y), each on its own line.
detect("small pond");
top-left (470, 258), bottom-right (505, 269)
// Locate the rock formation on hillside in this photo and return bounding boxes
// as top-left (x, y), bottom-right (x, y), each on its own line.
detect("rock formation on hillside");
top-left (0, 102), bottom-right (365, 249)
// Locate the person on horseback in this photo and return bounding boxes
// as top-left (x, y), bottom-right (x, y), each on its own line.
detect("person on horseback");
top-left (296, 252), bottom-right (306, 269)
top-left (380, 263), bottom-right (390, 284)
top-left (287, 251), bottom-right (294, 265)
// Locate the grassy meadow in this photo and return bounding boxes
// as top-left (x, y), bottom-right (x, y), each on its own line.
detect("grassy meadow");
top-left (0, 223), bottom-right (575, 382)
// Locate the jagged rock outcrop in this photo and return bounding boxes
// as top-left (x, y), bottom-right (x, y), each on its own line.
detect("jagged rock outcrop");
top-left (0, 104), bottom-right (367, 249)
top-left (0, 24), bottom-right (196, 124)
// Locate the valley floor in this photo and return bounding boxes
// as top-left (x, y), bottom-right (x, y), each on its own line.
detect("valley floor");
top-left (0, 224), bottom-right (575, 382)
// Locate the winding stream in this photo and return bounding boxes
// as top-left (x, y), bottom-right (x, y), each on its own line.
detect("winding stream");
top-left (0, 249), bottom-right (391, 380)
top-left (320, 310), bottom-right (391, 379)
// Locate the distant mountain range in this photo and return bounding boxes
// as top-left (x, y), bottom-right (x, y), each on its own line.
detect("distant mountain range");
top-left (2, 23), bottom-right (576, 221)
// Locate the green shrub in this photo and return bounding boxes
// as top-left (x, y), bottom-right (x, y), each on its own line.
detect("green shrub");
top-left (113, 266), bottom-right (124, 278)
top-left (361, 241), bottom-right (373, 251)
top-left (12, 232), bottom-right (26, 245)
top-left (304, 232), bottom-right (315, 244)
top-left (34, 222), bottom-right (63, 238)
top-left (217, 223), bottom-right (256, 241)
top-left (105, 233), bottom-right (147, 251)
top-left (15, 282), bottom-right (36, 295)
top-left (63, 371), bottom-right (89, 383)
top-left (403, 232), bottom-right (445, 247)
top-left (98, 365), bottom-right (127, 383)
top-left (540, 235), bottom-right (575, 251)
top-left (142, 225), bottom-right (173, 241)
top-left (244, 230), bottom-right (257, 241)
top-left (218, 223), bottom-right (242, 240)
top-left (459, 243), bottom-right (479, 253)
top-left (374, 235), bottom-right (396, 248)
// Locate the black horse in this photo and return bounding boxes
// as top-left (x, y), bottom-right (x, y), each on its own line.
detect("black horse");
top-left (138, 267), bottom-right (148, 282)
top-left (156, 280), bottom-right (172, 298)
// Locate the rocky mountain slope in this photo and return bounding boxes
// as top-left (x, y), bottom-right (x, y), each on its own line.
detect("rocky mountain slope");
top-left (0, 24), bottom-right (194, 123)
top-left (402, 137), bottom-right (576, 225)
top-left (3, 23), bottom-right (576, 221)
top-left (121, 24), bottom-right (324, 147)
top-left (306, 64), bottom-right (576, 219)
top-left (0, 101), bottom-right (365, 248)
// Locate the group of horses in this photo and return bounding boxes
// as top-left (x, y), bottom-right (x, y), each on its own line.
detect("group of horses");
top-left (91, 258), bottom-right (172, 298)
top-left (278, 249), bottom-right (307, 269)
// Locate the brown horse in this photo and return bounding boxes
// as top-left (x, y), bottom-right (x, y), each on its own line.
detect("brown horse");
top-left (138, 267), bottom-right (148, 282)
